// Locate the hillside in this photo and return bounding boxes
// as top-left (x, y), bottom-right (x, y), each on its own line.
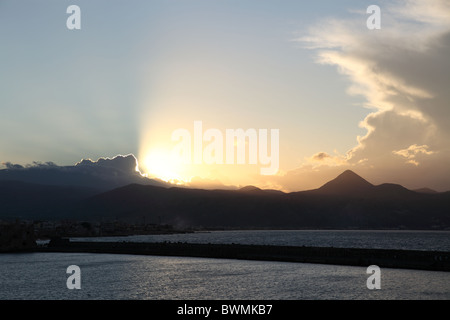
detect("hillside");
top-left (1, 170), bottom-right (449, 230)
top-left (76, 171), bottom-right (450, 229)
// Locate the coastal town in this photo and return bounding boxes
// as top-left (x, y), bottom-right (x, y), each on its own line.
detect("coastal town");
top-left (0, 219), bottom-right (190, 252)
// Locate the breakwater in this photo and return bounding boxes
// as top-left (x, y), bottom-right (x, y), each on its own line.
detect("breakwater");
top-left (40, 239), bottom-right (450, 272)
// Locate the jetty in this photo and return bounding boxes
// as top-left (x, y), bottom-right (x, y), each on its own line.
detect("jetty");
top-left (38, 239), bottom-right (450, 272)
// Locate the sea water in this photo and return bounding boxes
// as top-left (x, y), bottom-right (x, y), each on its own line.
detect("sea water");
top-left (71, 229), bottom-right (450, 251)
top-left (0, 252), bottom-right (449, 300)
top-left (2, 230), bottom-right (449, 300)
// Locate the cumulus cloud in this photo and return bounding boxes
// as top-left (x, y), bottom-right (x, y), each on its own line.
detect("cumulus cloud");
top-left (0, 154), bottom-right (166, 191)
top-left (2, 161), bottom-right (58, 169)
top-left (306, 1), bottom-right (449, 144)
top-left (391, 0), bottom-right (450, 27)
top-left (75, 154), bottom-right (141, 175)
top-left (2, 162), bottom-right (24, 170)
top-left (281, 0), bottom-right (450, 191)
top-left (393, 144), bottom-right (435, 166)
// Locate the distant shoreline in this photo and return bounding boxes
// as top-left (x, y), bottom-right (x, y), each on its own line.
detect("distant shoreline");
top-left (34, 239), bottom-right (450, 272)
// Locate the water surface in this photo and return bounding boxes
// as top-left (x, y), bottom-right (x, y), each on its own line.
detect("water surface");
top-left (0, 252), bottom-right (448, 300)
top-left (71, 230), bottom-right (450, 251)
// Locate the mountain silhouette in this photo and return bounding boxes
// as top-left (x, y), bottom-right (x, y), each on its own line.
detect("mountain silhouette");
top-left (372, 183), bottom-right (416, 198)
top-left (303, 170), bottom-right (417, 199)
top-left (414, 187), bottom-right (439, 194)
top-left (238, 185), bottom-right (285, 195)
top-left (0, 168), bottom-right (449, 229)
top-left (0, 180), bottom-right (99, 220)
top-left (314, 170), bottom-right (374, 195)
top-left (74, 170), bottom-right (450, 229)
top-left (239, 185), bottom-right (263, 192)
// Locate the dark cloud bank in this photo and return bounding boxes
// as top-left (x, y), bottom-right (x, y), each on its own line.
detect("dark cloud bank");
top-left (0, 154), bottom-right (166, 192)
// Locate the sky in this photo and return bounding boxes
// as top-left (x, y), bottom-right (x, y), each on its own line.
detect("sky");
top-left (1, 0), bottom-right (449, 192)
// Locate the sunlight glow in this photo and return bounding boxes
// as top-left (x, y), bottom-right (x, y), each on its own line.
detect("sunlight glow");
top-left (141, 149), bottom-right (190, 185)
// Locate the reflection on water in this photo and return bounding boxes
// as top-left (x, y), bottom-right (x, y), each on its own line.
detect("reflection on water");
top-left (0, 252), bottom-right (449, 300)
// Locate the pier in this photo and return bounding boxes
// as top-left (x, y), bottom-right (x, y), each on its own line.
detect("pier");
top-left (38, 239), bottom-right (450, 272)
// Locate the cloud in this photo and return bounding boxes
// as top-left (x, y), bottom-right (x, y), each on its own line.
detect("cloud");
top-left (2, 162), bottom-right (24, 170)
top-left (393, 144), bottom-right (434, 159)
top-left (75, 154), bottom-right (141, 175)
top-left (1, 161), bottom-right (59, 170)
top-left (391, 0), bottom-right (450, 28)
top-left (306, 152), bottom-right (348, 167)
top-left (280, 0), bottom-right (450, 191)
top-left (393, 144), bottom-right (435, 166)
top-left (246, 0), bottom-right (450, 193)
top-left (0, 154), bottom-right (166, 191)
top-left (311, 152), bottom-right (330, 161)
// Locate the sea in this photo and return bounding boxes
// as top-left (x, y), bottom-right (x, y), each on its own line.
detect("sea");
top-left (1, 230), bottom-right (449, 300)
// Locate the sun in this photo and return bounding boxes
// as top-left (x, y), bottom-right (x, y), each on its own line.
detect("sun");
top-left (140, 148), bottom-right (190, 185)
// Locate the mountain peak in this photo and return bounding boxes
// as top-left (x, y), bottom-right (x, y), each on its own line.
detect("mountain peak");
top-left (413, 187), bottom-right (438, 194)
top-left (316, 170), bottom-right (374, 195)
top-left (339, 169), bottom-right (363, 178)
top-left (239, 185), bottom-right (263, 193)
